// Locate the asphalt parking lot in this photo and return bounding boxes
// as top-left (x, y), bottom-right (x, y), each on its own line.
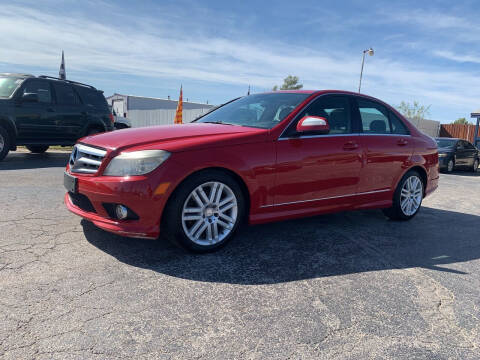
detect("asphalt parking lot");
top-left (1, 151), bottom-right (480, 359)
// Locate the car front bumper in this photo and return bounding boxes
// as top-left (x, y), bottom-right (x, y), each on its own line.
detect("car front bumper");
top-left (64, 163), bottom-right (184, 239)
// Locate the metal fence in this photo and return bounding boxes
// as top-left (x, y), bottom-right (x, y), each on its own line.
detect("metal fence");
top-left (127, 108), bottom-right (212, 128)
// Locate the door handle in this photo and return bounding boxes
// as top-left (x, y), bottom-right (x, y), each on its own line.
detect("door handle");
top-left (343, 141), bottom-right (359, 150)
top-left (397, 139), bottom-right (408, 146)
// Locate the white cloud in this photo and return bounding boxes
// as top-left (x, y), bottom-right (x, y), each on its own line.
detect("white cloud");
top-left (0, 3), bottom-right (479, 120)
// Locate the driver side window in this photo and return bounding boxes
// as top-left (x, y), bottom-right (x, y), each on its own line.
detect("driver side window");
top-left (22, 80), bottom-right (52, 103)
top-left (285, 95), bottom-right (352, 136)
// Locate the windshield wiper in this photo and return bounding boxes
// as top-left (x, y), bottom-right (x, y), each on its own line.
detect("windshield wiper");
top-left (202, 121), bottom-right (239, 126)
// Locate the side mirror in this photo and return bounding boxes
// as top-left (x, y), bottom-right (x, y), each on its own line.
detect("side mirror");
top-left (296, 116), bottom-right (330, 134)
top-left (22, 93), bottom-right (39, 103)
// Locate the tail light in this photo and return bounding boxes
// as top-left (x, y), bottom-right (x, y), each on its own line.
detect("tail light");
top-left (109, 113), bottom-right (115, 124)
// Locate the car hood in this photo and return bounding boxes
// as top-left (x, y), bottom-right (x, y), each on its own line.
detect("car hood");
top-left (80, 123), bottom-right (268, 153)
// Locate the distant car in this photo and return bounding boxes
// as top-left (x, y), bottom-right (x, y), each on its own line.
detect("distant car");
top-left (65, 90), bottom-right (439, 253)
top-left (435, 137), bottom-right (479, 173)
top-left (109, 107), bottom-right (131, 129)
top-left (0, 73), bottom-right (114, 161)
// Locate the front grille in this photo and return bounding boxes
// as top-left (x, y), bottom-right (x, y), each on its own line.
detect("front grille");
top-left (69, 144), bottom-right (107, 174)
top-left (69, 192), bottom-right (96, 213)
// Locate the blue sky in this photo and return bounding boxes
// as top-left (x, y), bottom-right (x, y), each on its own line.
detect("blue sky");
top-left (1, 0), bottom-right (480, 122)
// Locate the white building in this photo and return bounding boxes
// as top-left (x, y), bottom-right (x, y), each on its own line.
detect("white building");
top-left (106, 94), bottom-right (214, 128)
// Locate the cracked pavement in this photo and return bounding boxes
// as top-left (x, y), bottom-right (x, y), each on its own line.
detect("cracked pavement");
top-left (1, 151), bottom-right (480, 359)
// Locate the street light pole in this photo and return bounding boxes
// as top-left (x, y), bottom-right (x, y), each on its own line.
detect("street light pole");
top-left (358, 48), bottom-right (374, 93)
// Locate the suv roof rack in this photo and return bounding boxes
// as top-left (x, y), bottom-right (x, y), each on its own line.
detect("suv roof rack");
top-left (38, 75), bottom-right (97, 90)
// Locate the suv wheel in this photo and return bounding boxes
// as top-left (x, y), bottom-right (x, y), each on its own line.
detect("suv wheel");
top-left (0, 126), bottom-right (11, 161)
top-left (383, 170), bottom-right (424, 221)
top-left (26, 145), bottom-right (49, 154)
top-left (163, 170), bottom-right (245, 253)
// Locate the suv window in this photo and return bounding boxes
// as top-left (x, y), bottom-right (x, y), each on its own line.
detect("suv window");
top-left (53, 82), bottom-right (81, 106)
top-left (356, 98), bottom-right (410, 135)
top-left (75, 86), bottom-right (108, 110)
top-left (288, 95), bottom-right (352, 136)
top-left (22, 79), bottom-right (52, 103)
top-left (456, 141), bottom-right (464, 150)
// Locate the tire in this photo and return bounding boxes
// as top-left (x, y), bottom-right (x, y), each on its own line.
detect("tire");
top-left (114, 124), bottom-right (129, 130)
top-left (0, 126), bottom-right (11, 162)
top-left (26, 145), bottom-right (49, 153)
top-left (162, 170), bottom-right (245, 253)
top-left (382, 170), bottom-right (424, 221)
top-left (472, 158), bottom-right (479, 173)
top-left (446, 158), bottom-right (454, 173)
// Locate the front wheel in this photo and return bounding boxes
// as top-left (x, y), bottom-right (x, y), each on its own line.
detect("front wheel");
top-left (26, 145), bottom-right (49, 153)
top-left (163, 171), bottom-right (245, 253)
top-left (472, 158), bottom-right (479, 173)
top-left (446, 158), bottom-right (455, 173)
top-left (0, 126), bottom-right (11, 161)
top-left (383, 170), bottom-right (424, 221)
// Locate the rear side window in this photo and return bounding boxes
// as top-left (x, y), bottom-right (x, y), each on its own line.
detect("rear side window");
top-left (75, 86), bottom-right (107, 109)
top-left (389, 112), bottom-right (409, 135)
top-left (357, 98), bottom-right (409, 135)
top-left (22, 80), bottom-right (52, 103)
top-left (53, 83), bottom-right (81, 105)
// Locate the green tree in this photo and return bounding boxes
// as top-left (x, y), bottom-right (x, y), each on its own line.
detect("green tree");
top-left (273, 75), bottom-right (303, 91)
top-left (453, 117), bottom-right (469, 125)
top-left (397, 101), bottom-right (431, 121)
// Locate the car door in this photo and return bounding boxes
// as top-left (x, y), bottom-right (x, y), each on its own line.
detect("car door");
top-left (273, 94), bottom-right (363, 209)
top-left (355, 97), bottom-right (414, 194)
top-left (51, 82), bottom-right (86, 140)
top-left (461, 140), bottom-right (476, 166)
top-left (14, 79), bottom-right (56, 141)
top-left (454, 141), bottom-right (468, 166)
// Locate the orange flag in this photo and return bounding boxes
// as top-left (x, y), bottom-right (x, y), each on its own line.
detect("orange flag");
top-left (174, 85), bottom-right (183, 124)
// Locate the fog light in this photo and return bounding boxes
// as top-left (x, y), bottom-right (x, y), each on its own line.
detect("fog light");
top-left (115, 205), bottom-right (129, 220)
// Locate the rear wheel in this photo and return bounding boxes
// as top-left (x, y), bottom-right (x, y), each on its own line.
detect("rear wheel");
top-left (383, 170), bottom-right (424, 221)
top-left (0, 126), bottom-right (11, 161)
top-left (472, 158), bottom-right (479, 173)
top-left (26, 145), bottom-right (49, 153)
top-left (163, 170), bottom-right (245, 253)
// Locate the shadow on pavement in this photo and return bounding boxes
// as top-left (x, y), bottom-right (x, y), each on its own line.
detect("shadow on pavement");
top-left (82, 206), bottom-right (480, 285)
top-left (442, 170), bottom-right (480, 178)
top-left (0, 151), bottom-right (70, 170)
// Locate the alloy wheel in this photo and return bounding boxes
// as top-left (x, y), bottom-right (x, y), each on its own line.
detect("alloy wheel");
top-left (0, 133), bottom-right (4, 152)
top-left (400, 175), bottom-right (423, 216)
top-left (474, 159), bottom-right (479, 172)
top-left (181, 181), bottom-right (238, 246)
top-left (447, 159), bottom-right (454, 172)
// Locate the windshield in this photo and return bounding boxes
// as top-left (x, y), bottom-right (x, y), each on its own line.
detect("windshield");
top-left (196, 93), bottom-right (310, 129)
top-left (0, 76), bottom-right (24, 98)
top-left (436, 139), bottom-right (456, 148)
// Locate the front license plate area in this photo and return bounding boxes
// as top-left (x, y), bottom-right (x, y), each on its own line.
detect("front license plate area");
top-left (64, 172), bottom-right (78, 194)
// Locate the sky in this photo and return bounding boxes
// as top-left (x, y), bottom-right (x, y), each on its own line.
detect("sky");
top-left (1, 0), bottom-right (480, 123)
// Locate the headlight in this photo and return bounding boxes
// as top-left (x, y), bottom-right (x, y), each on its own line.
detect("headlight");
top-left (438, 153), bottom-right (448, 158)
top-left (103, 150), bottom-right (171, 176)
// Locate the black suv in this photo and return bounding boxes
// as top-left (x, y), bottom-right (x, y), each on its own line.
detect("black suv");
top-left (0, 73), bottom-right (113, 161)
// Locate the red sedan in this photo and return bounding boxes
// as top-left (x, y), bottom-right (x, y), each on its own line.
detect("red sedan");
top-left (64, 90), bottom-right (439, 252)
